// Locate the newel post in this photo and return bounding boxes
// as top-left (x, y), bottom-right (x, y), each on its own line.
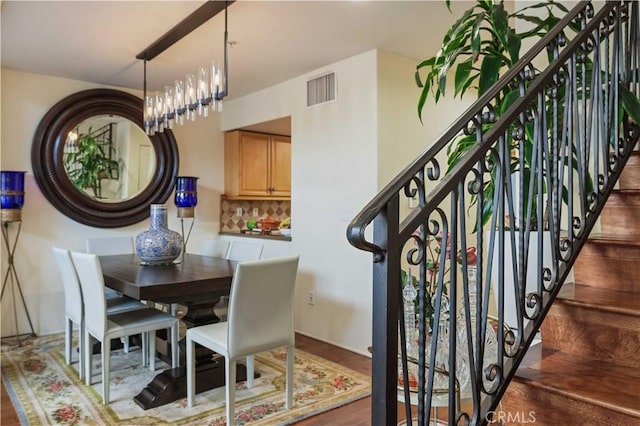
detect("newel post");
top-left (371, 194), bottom-right (401, 425)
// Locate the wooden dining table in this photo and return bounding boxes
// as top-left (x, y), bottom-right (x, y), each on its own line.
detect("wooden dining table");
top-left (99, 253), bottom-right (251, 409)
top-left (100, 253), bottom-right (235, 327)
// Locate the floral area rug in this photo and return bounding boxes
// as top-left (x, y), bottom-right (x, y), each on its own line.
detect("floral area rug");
top-left (1, 334), bottom-right (371, 425)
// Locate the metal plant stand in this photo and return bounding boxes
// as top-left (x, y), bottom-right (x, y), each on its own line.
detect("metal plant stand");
top-left (180, 217), bottom-right (195, 256)
top-left (1, 220), bottom-right (36, 346)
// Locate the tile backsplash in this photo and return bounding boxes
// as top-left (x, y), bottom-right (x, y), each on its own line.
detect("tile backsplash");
top-left (220, 198), bottom-right (291, 232)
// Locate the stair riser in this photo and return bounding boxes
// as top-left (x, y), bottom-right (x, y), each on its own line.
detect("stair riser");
top-left (541, 303), bottom-right (640, 369)
top-left (600, 193), bottom-right (640, 237)
top-left (501, 381), bottom-right (640, 426)
top-left (619, 154), bottom-right (640, 190)
top-left (574, 244), bottom-right (640, 292)
top-left (501, 154), bottom-right (640, 426)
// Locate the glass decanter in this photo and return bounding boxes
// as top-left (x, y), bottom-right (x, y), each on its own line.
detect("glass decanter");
top-left (398, 269), bottom-right (419, 389)
top-left (456, 265), bottom-right (498, 393)
top-left (434, 295), bottom-right (470, 395)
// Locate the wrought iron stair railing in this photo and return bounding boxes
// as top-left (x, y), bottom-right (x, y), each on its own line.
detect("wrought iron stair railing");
top-left (346, 2), bottom-right (640, 425)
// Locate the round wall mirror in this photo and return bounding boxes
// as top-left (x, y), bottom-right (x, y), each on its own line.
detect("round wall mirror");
top-left (32, 89), bottom-right (179, 228)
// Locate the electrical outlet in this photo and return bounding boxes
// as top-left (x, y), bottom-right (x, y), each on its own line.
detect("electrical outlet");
top-left (236, 207), bottom-right (243, 217)
top-left (253, 208), bottom-right (259, 217)
top-left (308, 291), bottom-right (315, 305)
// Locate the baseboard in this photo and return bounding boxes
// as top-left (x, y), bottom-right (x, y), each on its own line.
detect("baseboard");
top-left (295, 329), bottom-right (372, 358)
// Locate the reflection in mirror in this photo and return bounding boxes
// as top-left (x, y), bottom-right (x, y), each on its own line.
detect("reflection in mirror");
top-left (31, 89), bottom-right (179, 228)
top-left (63, 115), bottom-right (156, 202)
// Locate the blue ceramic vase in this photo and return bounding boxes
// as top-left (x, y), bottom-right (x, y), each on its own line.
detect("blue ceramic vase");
top-left (135, 204), bottom-right (183, 265)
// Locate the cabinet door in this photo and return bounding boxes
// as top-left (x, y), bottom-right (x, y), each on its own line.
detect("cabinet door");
top-left (239, 132), bottom-right (270, 196)
top-left (269, 136), bottom-right (291, 196)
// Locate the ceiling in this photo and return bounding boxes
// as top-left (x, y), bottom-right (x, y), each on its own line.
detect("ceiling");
top-left (1, 1), bottom-right (466, 102)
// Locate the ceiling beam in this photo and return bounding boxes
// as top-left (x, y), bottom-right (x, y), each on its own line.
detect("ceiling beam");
top-left (136, 0), bottom-right (235, 61)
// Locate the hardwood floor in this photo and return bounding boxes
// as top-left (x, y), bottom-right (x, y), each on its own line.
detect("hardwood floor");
top-left (1, 373), bottom-right (20, 426)
top-left (1, 333), bottom-right (373, 425)
top-left (295, 334), bottom-right (372, 425)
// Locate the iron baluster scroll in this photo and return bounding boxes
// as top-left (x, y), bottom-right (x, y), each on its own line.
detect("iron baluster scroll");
top-left (347, 2), bottom-right (640, 425)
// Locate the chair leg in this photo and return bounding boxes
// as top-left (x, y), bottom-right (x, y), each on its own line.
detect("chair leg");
top-left (84, 331), bottom-right (92, 386)
top-left (102, 338), bottom-right (111, 405)
top-left (285, 345), bottom-right (294, 410)
top-left (65, 317), bottom-right (72, 365)
top-left (78, 320), bottom-right (85, 381)
top-left (226, 357), bottom-right (237, 426)
top-left (246, 355), bottom-right (254, 388)
top-left (141, 332), bottom-right (147, 366)
top-left (171, 322), bottom-right (179, 368)
top-left (186, 336), bottom-right (195, 407)
top-left (149, 330), bottom-right (156, 372)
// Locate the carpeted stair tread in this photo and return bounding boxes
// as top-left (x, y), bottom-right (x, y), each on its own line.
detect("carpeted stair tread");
top-left (512, 345), bottom-right (640, 418)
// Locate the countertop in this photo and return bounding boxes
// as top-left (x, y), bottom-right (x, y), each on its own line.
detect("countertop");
top-left (219, 231), bottom-right (292, 241)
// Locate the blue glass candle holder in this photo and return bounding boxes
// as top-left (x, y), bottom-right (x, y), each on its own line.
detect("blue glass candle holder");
top-left (174, 176), bottom-right (199, 218)
top-left (1, 171), bottom-right (26, 222)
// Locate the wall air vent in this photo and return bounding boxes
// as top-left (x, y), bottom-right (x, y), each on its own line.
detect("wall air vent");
top-left (306, 72), bottom-right (336, 107)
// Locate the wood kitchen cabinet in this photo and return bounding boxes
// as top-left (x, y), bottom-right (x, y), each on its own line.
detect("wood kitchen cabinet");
top-left (224, 130), bottom-right (291, 199)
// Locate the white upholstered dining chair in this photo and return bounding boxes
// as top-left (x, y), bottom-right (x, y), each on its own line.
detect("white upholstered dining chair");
top-left (85, 236), bottom-right (134, 256)
top-left (201, 238), bottom-right (231, 258)
top-left (186, 255), bottom-right (299, 425)
top-left (225, 240), bottom-right (264, 262)
top-left (70, 251), bottom-right (179, 404)
top-left (52, 246), bottom-right (87, 379)
top-left (52, 246), bottom-right (146, 380)
top-left (85, 236), bottom-right (135, 300)
top-left (85, 236), bottom-right (143, 351)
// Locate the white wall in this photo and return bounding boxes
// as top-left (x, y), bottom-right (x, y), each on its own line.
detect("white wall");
top-left (222, 50), bottom-right (464, 355)
top-left (377, 51), bottom-right (432, 189)
top-left (222, 51), bottom-right (379, 355)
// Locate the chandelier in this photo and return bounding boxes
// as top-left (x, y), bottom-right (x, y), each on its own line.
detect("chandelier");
top-left (136, 1), bottom-right (232, 136)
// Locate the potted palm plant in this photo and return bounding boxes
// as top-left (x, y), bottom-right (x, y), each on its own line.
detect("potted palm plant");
top-left (64, 130), bottom-right (120, 199)
top-left (414, 0), bottom-right (640, 332)
top-left (416, 0), bottom-right (573, 229)
top-left (415, 0), bottom-right (640, 228)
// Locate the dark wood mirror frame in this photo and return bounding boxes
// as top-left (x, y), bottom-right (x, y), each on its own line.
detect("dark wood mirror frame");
top-left (31, 89), bottom-right (179, 228)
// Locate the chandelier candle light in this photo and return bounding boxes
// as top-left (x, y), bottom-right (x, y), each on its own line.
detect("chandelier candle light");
top-left (137, 1), bottom-right (232, 135)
